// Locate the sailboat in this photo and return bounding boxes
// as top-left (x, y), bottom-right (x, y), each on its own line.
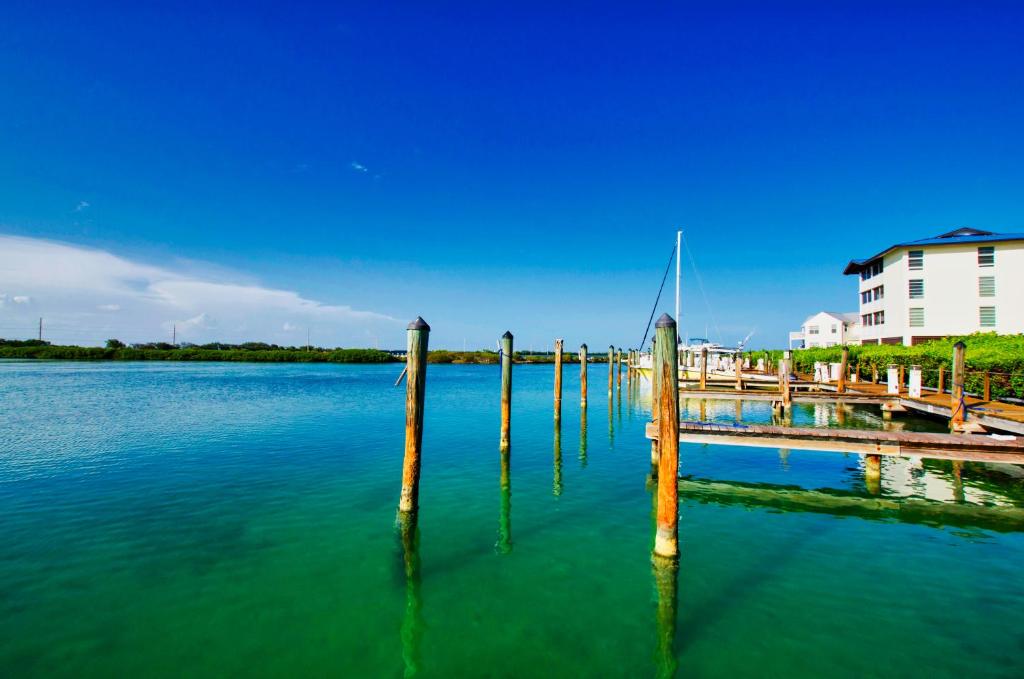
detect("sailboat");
top-left (634, 231), bottom-right (765, 382)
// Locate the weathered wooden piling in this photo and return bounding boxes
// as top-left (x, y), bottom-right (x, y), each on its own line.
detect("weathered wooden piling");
top-left (699, 347), bottom-right (708, 390)
top-left (898, 364), bottom-right (905, 395)
top-left (937, 365), bottom-right (945, 394)
top-left (837, 347), bottom-right (849, 394)
top-left (616, 348), bottom-right (623, 389)
top-left (553, 339), bottom-right (564, 424)
top-left (734, 353), bottom-right (743, 391)
top-left (654, 314), bottom-right (680, 559)
top-left (951, 341), bottom-right (966, 430)
top-left (608, 345), bottom-right (615, 397)
top-left (984, 370), bottom-right (991, 401)
top-left (580, 343), bottom-right (588, 407)
top-left (500, 331), bottom-right (513, 452)
top-left (399, 317), bottom-right (429, 514)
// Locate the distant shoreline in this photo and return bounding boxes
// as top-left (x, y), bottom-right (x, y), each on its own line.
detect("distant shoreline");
top-left (0, 344), bottom-right (608, 365)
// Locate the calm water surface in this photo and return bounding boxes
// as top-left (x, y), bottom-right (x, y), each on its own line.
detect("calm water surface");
top-left (1, 361), bottom-right (1023, 677)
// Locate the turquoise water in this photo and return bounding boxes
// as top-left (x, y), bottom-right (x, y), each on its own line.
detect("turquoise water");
top-left (1, 361), bottom-right (1023, 677)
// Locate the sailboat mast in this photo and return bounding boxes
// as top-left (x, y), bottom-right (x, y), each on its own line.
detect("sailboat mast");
top-left (675, 230), bottom-right (681, 341)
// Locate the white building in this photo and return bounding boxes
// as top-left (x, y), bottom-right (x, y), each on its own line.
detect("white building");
top-left (843, 227), bottom-right (1024, 345)
top-left (789, 311), bottom-right (860, 349)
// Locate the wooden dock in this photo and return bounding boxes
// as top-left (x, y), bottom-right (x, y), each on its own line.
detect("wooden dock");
top-left (838, 379), bottom-right (1024, 435)
top-left (645, 420), bottom-right (1024, 464)
top-left (668, 368), bottom-right (1024, 435)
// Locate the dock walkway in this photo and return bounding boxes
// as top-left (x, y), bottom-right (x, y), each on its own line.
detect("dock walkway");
top-left (645, 420), bottom-right (1024, 464)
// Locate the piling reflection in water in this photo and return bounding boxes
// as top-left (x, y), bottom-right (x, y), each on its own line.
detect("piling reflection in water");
top-left (497, 449), bottom-right (512, 554)
top-left (396, 511), bottom-right (423, 678)
top-left (952, 461), bottom-right (965, 503)
top-left (608, 397), bottom-right (615, 448)
top-left (652, 554), bottom-right (679, 679)
top-left (579, 407), bottom-right (588, 466)
top-left (553, 424), bottom-right (563, 497)
top-left (864, 454), bottom-right (882, 496)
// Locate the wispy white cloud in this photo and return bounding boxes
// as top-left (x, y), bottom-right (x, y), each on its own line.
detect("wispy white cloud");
top-left (350, 161), bottom-right (368, 173)
top-left (75, 201), bottom-right (90, 212)
top-left (0, 235), bottom-right (400, 346)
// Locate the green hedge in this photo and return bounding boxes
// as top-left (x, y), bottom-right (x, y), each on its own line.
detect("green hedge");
top-left (0, 345), bottom-right (397, 364)
top-left (747, 333), bottom-right (1024, 399)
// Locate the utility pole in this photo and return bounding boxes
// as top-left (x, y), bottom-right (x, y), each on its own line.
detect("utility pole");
top-left (38, 317), bottom-right (42, 341)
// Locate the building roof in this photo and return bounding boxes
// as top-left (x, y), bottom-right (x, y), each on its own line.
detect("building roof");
top-left (802, 311), bottom-right (859, 326)
top-left (842, 227), bottom-right (1024, 275)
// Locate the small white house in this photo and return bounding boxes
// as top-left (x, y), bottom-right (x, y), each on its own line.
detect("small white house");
top-left (843, 227), bottom-right (1024, 345)
top-left (789, 311), bottom-right (860, 349)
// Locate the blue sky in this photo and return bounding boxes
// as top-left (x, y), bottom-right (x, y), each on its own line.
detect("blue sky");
top-left (1, 2), bottom-right (1022, 349)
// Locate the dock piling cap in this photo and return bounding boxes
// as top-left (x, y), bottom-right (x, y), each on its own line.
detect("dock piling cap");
top-left (502, 330), bottom-right (514, 340)
top-left (408, 317), bottom-right (430, 331)
top-left (655, 313), bottom-right (676, 328)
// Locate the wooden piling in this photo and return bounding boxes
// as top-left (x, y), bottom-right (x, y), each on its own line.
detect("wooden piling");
top-left (951, 341), bottom-right (966, 430)
top-left (553, 339), bottom-right (564, 424)
top-left (699, 347), bottom-right (708, 391)
top-left (500, 331), bottom-right (513, 452)
top-left (898, 364), bottom-right (905, 395)
top-left (984, 370), bottom-right (991, 401)
top-left (608, 345), bottom-right (614, 396)
top-left (937, 365), bottom-right (945, 395)
top-left (871, 364), bottom-right (878, 384)
top-left (735, 352), bottom-right (743, 391)
top-left (580, 343), bottom-right (588, 407)
top-left (399, 317), bottom-right (430, 513)
top-left (616, 348), bottom-right (623, 389)
top-left (654, 314), bottom-right (680, 559)
top-left (837, 347), bottom-right (849, 394)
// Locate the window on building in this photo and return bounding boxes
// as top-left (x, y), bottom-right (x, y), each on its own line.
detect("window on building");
top-left (908, 250), bottom-right (923, 270)
top-left (979, 306), bottom-right (996, 328)
top-left (978, 246), bottom-right (994, 267)
top-left (808, 326), bottom-right (819, 335)
top-left (860, 260), bottom-right (883, 280)
top-left (860, 291), bottom-right (870, 304)
top-left (861, 314), bottom-right (872, 327)
top-left (979, 276), bottom-right (995, 297)
top-left (874, 285), bottom-right (884, 300)
top-left (908, 279), bottom-right (924, 299)
top-left (909, 307), bottom-right (925, 327)
top-left (873, 310), bottom-right (885, 325)
top-left (831, 324), bottom-right (837, 334)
